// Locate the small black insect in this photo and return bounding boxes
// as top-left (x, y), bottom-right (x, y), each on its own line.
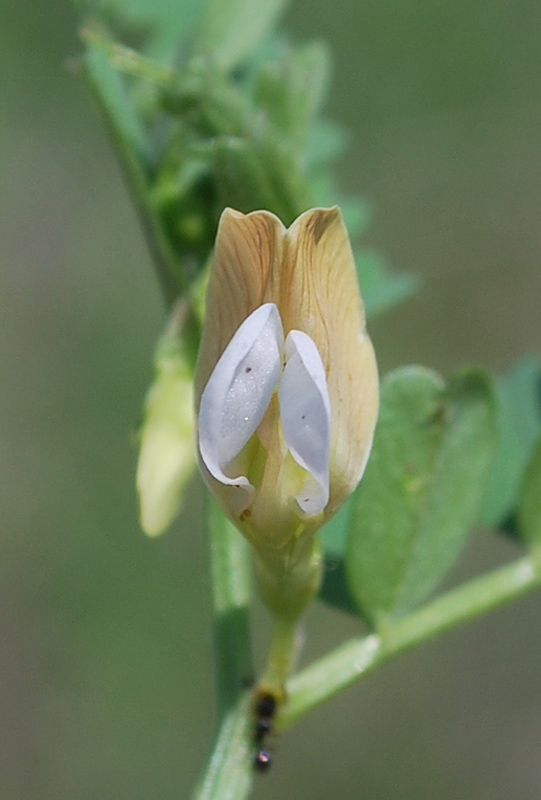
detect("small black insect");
top-left (252, 690), bottom-right (279, 772)
top-left (254, 749), bottom-right (272, 772)
top-left (254, 693), bottom-right (277, 720)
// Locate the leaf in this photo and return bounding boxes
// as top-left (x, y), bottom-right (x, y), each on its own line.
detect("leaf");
top-left (318, 498), bottom-right (358, 615)
top-left (355, 249), bottom-right (419, 318)
top-left (319, 555), bottom-right (359, 616)
top-left (81, 30), bottom-right (185, 301)
top-left (480, 357), bottom-right (541, 529)
top-left (305, 120), bottom-right (348, 168)
top-left (78, 0), bottom-right (204, 60)
top-left (346, 366), bottom-right (497, 627)
top-left (81, 30), bottom-right (150, 163)
top-left (517, 435), bottom-right (541, 549)
top-left (252, 42), bottom-right (331, 145)
top-left (319, 496), bottom-right (353, 558)
top-left (193, 0), bottom-right (288, 70)
top-left (212, 136), bottom-right (287, 218)
top-left (362, 272), bottom-right (419, 319)
top-left (338, 197), bottom-right (372, 239)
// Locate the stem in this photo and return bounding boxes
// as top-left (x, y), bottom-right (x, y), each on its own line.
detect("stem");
top-left (191, 693), bottom-right (253, 800)
top-left (80, 28), bottom-right (184, 306)
top-left (260, 616), bottom-right (300, 690)
top-left (279, 555), bottom-right (541, 730)
top-left (208, 499), bottom-right (253, 715)
top-left (191, 503), bottom-right (255, 800)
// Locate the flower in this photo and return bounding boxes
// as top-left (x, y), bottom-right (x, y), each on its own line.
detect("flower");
top-left (194, 206), bottom-right (379, 571)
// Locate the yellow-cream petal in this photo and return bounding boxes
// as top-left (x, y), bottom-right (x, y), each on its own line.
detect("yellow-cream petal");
top-left (195, 205), bottom-right (378, 539)
top-left (284, 207), bottom-right (379, 513)
top-left (194, 208), bottom-right (286, 402)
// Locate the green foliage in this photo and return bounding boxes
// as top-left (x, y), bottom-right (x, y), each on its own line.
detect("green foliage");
top-left (480, 357), bottom-right (541, 530)
top-left (82, 32), bottom-right (149, 159)
top-left (320, 497), bottom-right (353, 560)
top-left (77, 0), bottom-right (416, 315)
top-left (345, 367), bottom-right (496, 627)
top-left (517, 436), bottom-right (541, 549)
top-left (78, 0), bottom-right (203, 59)
top-left (319, 361), bottom-right (541, 617)
top-left (319, 499), bottom-right (358, 614)
top-left (252, 41), bottom-right (331, 145)
top-left (355, 249), bottom-right (420, 319)
top-left (193, 0), bottom-right (288, 70)
top-left (80, 31), bottom-right (185, 302)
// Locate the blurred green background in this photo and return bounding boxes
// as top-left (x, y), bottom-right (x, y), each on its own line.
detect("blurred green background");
top-left (2, 0), bottom-right (541, 798)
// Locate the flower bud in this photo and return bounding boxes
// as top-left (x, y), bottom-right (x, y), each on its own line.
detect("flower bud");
top-left (137, 311), bottom-right (195, 537)
top-left (194, 206), bottom-right (379, 613)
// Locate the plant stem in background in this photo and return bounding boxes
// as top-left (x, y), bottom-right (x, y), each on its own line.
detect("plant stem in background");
top-left (191, 693), bottom-right (253, 800)
top-left (208, 500), bottom-right (253, 715)
top-left (191, 502), bottom-right (255, 800)
top-left (80, 32), bottom-right (184, 305)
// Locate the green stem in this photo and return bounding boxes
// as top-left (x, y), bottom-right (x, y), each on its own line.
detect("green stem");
top-left (191, 693), bottom-right (253, 800)
top-left (80, 28), bottom-right (183, 306)
top-left (208, 499), bottom-right (253, 715)
top-left (279, 555), bottom-right (541, 730)
top-left (191, 503), bottom-right (255, 800)
top-left (260, 616), bottom-right (300, 690)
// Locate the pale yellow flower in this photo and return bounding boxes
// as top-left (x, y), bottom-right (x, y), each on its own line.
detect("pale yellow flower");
top-left (195, 206), bottom-right (379, 569)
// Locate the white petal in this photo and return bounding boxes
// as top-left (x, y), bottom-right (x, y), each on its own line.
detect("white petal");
top-left (198, 303), bottom-right (283, 494)
top-left (278, 330), bottom-right (331, 515)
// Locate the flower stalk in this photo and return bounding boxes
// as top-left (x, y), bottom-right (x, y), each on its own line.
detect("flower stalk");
top-left (190, 553), bottom-right (541, 800)
top-left (258, 615), bottom-right (303, 695)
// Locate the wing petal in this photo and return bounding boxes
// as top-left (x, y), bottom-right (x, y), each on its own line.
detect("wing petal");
top-left (279, 330), bottom-right (331, 515)
top-left (198, 303), bottom-right (283, 510)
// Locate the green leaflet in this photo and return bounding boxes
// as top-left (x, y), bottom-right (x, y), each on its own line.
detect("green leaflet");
top-left (517, 436), bottom-right (541, 550)
top-left (212, 137), bottom-right (285, 217)
top-left (346, 366), bottom-right (497, 627)
top-left (304, 120), bottom-right (348, 168)
top-left (81, 32), bottom-right (185, 302)
top-left (362, 271), bottom-right (419, 319)
top-left (319, 556), bottom-right (358, 616)
top-left (355, 249), bottom-right (419, 319)
top-left (318, 499), bottom-right (358, 614)
top-left (76, 0), bottom-right (203, 60)
top-left (252, 42), bottom-right (331, 146)
top-left (320, 497), bottom-right (353, 559)
top-left (480, 357), bottom-right (541, 530)
top-left (81, 32), bottom-right (150, 163)
top-left (193, 0), bottom-right (288, 70)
